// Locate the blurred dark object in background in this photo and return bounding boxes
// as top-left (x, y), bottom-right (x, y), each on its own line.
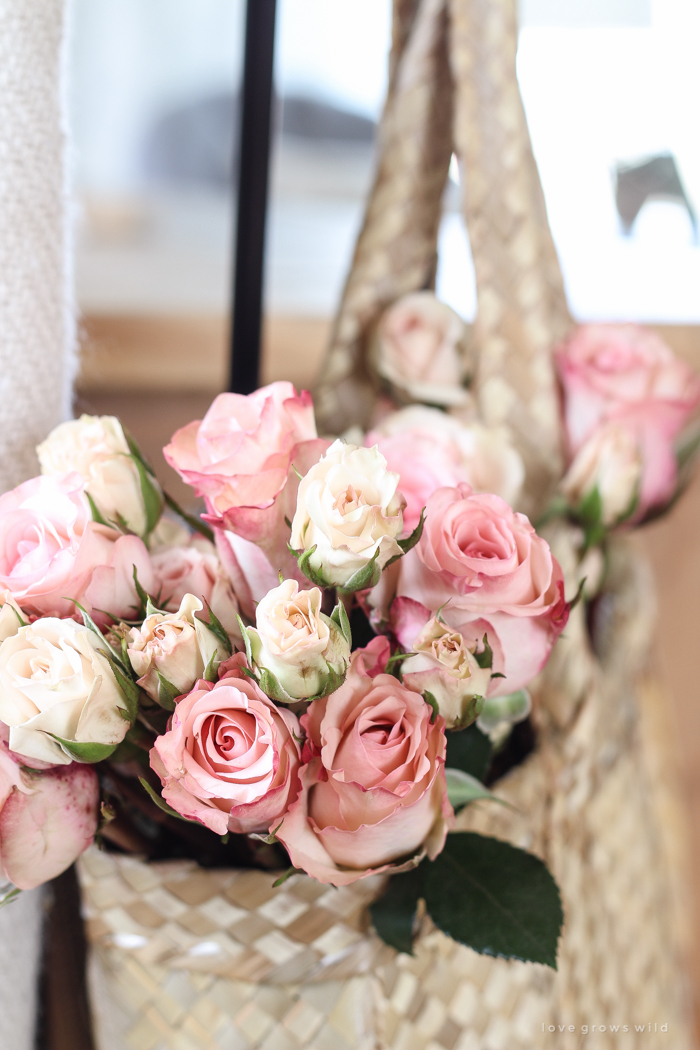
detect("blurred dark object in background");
top-left (615, 152), bottom-right (698, 240)
top-left (142, 92), bottom-right (376, 189)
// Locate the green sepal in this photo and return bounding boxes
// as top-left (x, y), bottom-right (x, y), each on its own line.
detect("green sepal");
top-left (105, 654), bottom-right (140, 724)
top-left (250, 820), bottom-right (284, 845)
top-left (156, 673), bottom-right (180, 711)
top-left (272, 866), bottom-right (303, 888)
top-left (7, 603), bottom-right (27, 628)
top-left (422, 690), bottom-right (439, 723)
top-left (237, 615), bottom-right (254, 666)
top-left (0, 886), bottom-right (21, 909)
top-left (330, 600), bottom-right (352, 647)
top-left (138, 777), bottom-right (199, 823)
top-left (132, 567), bottom-right (150, 620)
top-left (163, 490), bottom-right (214, 543)
top-left (534, 494), bottom-right (570, 531)
top-left (474, 634), bottom-right (494, 670)
top-left (70, 600), bottom-right (124, 666)
top-left (424, 832), bottom-right (563, 969)
top-left (445, 768), bottom-right (513, 812)
top-left (385, 507), bottom-right (426, 569)
top-left (449, 693), bottom-right (485, 730)
top-left (338, 547), bottom-right (382, 595)
top-left (445, 722), bottom-right (492, 782)
top-left (289, 544), bottom-right (333, 589)
top-left (196, 602), bottom-right (233, 657)
top-left (129, 452), bottom-right (164, 538)
top-left (49, 735), bottom-right (118, 764)
top-left (203, 651), bottom-right (219, 683)
top-left (86, 492), bottom-right (111, 528)
top-left (370, 864), bottom-right (425, 955)
top-left (385, 650), bottom-right (416, 670)
top-left (256, 661), bottom-right (347, 705)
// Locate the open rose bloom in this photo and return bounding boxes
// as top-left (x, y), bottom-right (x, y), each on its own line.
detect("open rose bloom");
top-left (5, 329), bottom-right (694, 968)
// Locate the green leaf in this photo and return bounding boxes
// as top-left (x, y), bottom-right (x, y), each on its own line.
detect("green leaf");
top-left (330, 600), bottom-right (352, 647)
top-left (445, 722), bottom-right (492, 782)
top-left (424, 832), bottom-right (563, 968)
top-left (196, 602), bottom-right (233, 657)
top-left (445, 769), bottom-right (513, 811)
top-left (156, 673), bottom-right (180, 711)
top-left (85, 492), bottom-right (111, 528)
top-left (49, 736), bottom-right (117, 763)
top-left (132, 567), bottom-right (150, 618)
top-left (106, 655), bottom-right (140, 724)
top-left (370, 865), bottom-right (425, 955)
top-left (422, 690), bottom-right (439, 723)
top-left (385, 507), bottom-right (426, 568)
top-left (138, 777), bottom-right (199, 823)
top-left (477, 689), bottom-right (531, 735)
top-left (474, 635), bottom-right (494, 670)
top-left (163, 490), bottom-right (215, 543)
top-left (129, 453), bottom-right (164, 537)
top-left (338, 547), bottom-right (382, 594)
top-left (577, 484), bottom-right (603, 528)
top-left (70, 601), bottom-right (124, 666)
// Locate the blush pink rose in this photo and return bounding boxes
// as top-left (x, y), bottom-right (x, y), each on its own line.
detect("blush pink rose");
top-left (0, 746), bottom-right (98, 889)
top-left (276, 639), bottom-right (452, 886)
top-left (556, 324), bottom-right (700, 455)
top-left (163, 383), bottom-right (328, 616)
top-left (151, 654), bottom-right (302, 836)
top-left (393, 485), bottom-right (568, 697)
top-left (151, 538), bottom-right (240, 638)
top-left (0, 472), bottom-right (147, 619)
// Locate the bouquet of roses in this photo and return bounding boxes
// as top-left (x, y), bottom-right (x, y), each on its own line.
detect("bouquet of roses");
top-left (0, 298), bottom-right (694, 971)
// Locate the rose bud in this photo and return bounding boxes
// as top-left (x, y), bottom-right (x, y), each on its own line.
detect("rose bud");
top-left (561, 420), bottom-right (642, 527)
top-left (276, 640), bottom-right (452, 886)
top-left (290, 440), bottom-right (406, 591)
top-left (244, 579), bottom-right (351, 702)
top-left (37, 414), bottom-right (161, 539)
top-left (373, 291), bottom-right (469, 407)
top-left (0, 618), bottom-right (131, 765)
top-left (400, 617), bottom-right (492, 729)
top-left (0, 757), bottom-right (98, 889)
top-left (128, 593), bottom-right (231, 705)
top-left (393, 484), bottom-right (568, 698)
top-left (366, 405), bottom-right (524, 533)
top-left (150, 655), bottom-right (302, 835)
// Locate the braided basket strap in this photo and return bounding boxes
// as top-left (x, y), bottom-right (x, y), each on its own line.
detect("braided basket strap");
top-left (449, 0), bottom-right (571, 513)
top-left (314, 0), bottom-right (453, 434)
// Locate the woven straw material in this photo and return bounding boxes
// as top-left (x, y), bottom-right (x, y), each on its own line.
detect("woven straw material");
top-left (79, 542), bottom-right (694, 1050)
top-left (314, 0), bottom-right (453, 434)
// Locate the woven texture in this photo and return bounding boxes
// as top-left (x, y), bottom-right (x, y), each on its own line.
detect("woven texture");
top-left (0, 0), bottom-right (76, 491)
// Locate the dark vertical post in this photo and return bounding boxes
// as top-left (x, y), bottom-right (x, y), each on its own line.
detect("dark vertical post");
top-left (229, 0), bottom-right (278, 394)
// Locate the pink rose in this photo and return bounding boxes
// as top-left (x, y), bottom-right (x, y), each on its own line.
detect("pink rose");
top-left (366, 406), bottom-right (524, 533)
top-left (163, 383), bottom-right (328, 615)
top-left (151, 655), bottom-right (302, 836)
top-left (393, 485), bottom-right (568, 697)
top-left (151, 538), bottom-right (240, 638)
top-left (276, 640), bottom-right (452, 886)
top-left (84, 533), bottom-right (155, 625)
top-left (0, 473), bottom-right (145, 619)
top-left (0, 747), bottom-right (98, 889)
top-left (556, 324), bottom-right (700, 455)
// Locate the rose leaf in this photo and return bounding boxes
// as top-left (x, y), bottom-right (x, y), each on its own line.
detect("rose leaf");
top-left (370, 865), bottom-right (425, 955)
top-left (444, 769), bottom-right (514, 812)
top-left (422, 691), bottom-right (439, 723)
top-left (138, 777), bottom-right (200, 824)
top-left (156, 673), bottom-right (180, 711)
top-left (162, 490), bottom-right (215, 543)
top-left (445, 723), bottom-right (492, 782)
top-left (424, 832), bottom-right (563, 969)
top-left (129, 453), bottom-right (164, 537)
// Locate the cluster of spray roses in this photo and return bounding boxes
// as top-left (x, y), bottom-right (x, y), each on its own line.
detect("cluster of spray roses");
top-left (0, 372), bottom-right (571, 895)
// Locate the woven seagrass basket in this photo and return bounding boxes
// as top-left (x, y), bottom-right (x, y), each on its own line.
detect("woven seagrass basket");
top-left (79, 1), bottom-right (697, 1047)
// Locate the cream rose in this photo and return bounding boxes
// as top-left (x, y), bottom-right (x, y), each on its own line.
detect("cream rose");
top-left (374, 291), bottom-right (469, 406)
top-left (0, 618), bottom-right (130, 765)
top-left (290, 440), bottom-right (405, 590)
top-left (401, 617), bottom-right (492, 729)
top-left (127, 594), bottom-right (229, 704)
top-left (38, 414), bottom-right (156, 538)
top-left (246, 579), bottom-right (350, 701)
top-left (561, 420), bottom-right (642, 526)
